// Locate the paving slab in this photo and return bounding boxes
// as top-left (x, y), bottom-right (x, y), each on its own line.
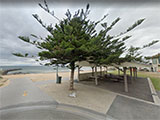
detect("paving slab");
top-left (0, 78), bottom-right (57, 108)
top-left (107, 95), bottom-right (160, 120)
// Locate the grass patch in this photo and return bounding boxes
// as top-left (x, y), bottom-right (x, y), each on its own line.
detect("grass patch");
top-left (150, 77), bottom-right (160, 91)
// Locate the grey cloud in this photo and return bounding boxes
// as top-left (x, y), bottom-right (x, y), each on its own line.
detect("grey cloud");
top-left (0, 7), bottom-right (47, 66)
top-left (0, 2), bottom-right (160, 66)
top-left (1, 0), bottom-right (160, 6)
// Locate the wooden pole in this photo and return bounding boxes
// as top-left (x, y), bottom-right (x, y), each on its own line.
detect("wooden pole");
top-left (133, 67), bottom-right (136, 80)
top-left (130, 67), bottom-right (133, 83)
top-left (100, 66), bottom-right (102, 76)
top-left (95, 66), bottom-right (98, 85)
top-left (102, 66), bottom-right (104, 76)
top-left (130, 67), bottom-right (132, 76)
top-left (77, 66), bottom-right (80, 81)
top-left (124, 67), bottom-right (128, 92)
top-left (56, 64), bottom-right (59, 82)
top-left (118, 68), bottom-right (120, 76)
top-left (92, 67), bottom-right (94, 76)
top-left (102, 67), bottom-right (104, 76)
top-left (106, 67), bottom-right (108, 74)
top-left (135, 68), bottom-right (138, 78)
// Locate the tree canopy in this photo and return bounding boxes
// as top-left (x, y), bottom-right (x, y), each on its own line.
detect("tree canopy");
top-left (13, 0), bottom-right (159, 90)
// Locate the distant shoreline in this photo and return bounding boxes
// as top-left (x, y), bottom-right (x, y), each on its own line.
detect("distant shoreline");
top-left (0, 66), bottom-right (91, 75)
top-left (6, 70), bottom-right (72, 75)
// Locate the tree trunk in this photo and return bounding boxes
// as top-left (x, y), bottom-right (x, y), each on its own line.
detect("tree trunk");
top-left (124, 67), bottom-right (128, 92)
top-left (56, 65), bottom-right (59, 82)
top-left (92, 67), bottom-right (94, 76)
top-left (69, 68), bottom-right (74, 90)
top-left (106, 67), bottom-right (108, 74)
top-left (95, 66), bottom-right (98, 85)
top-left (102, 67), bottom-right (105, 76)
top-left (69, 62), bottom-right (75, 90)
top-left (118, 68), bottom-right (120, 76)
top-left (130, 67), bottom-right (132, 76)
top-left (130, 67), bottom-right (133, 83)
top-left (77, 66), bottom-right (80, 82)
top-left (100, 66), bottom-right (102, 76)
top-left (135, 68), bottom-right (137, 78)
top-left (133, 67), bottom-right (136, 80)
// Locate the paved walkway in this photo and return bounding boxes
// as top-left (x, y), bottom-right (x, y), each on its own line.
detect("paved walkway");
top-left (107, 95), bottom-right (160, 120)
top-left (0, 78), bottom-right (113, 120)
top-left (1, 77), bottom-right (159, 120)
top-left (80, 77), bottom-right (153, 102)
top-left (38, 81), bottom-right (117, 113)
top-left (0, 78), bottom-right (57, 108)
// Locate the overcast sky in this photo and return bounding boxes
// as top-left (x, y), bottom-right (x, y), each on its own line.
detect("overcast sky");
top-left (0, 0), bottom-right (160, 66)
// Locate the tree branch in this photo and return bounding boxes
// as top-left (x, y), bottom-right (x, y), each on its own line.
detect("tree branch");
top-left (38, 0), bottom-right (60, 21)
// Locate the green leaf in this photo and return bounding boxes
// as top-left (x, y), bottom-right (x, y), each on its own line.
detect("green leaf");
top-left (18, 36), bottom-right (30, 43)
top-left (12, 53), bottom-right (24, 57)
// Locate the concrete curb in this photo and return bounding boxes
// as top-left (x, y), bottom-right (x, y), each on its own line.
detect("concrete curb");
top-left (57, 104), bottom-right (106, 120)
top-left (0, 101), bottom-right (58, 111)
top-left (147, 77), bottom-right (160, 105)
top-left (0, 102), bottom-right (112, 120)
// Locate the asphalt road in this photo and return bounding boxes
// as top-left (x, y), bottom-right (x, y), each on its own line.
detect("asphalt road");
top-left (107, 95), bottom-right (160, 120)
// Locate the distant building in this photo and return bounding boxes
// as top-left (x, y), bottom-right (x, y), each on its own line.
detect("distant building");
top-left (151, 53), bottom-right (160, 72)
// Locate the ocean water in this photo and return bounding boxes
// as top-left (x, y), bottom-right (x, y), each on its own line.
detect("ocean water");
top-left (0, 66), bottom-right (91, 75)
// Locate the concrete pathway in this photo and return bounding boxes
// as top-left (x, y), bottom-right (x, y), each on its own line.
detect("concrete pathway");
top-left (0, 78), bottom-right (114, 120)
top-left (107, 95), bottom-right (160, 120)
top-left (38, 81), bottom-right (117, 113)
top-left (2, 77), bottom-right (159, 120)
top-left (157, 91), bottom-right (160, 98)
top-left (0, 78), bottom-right (57, 108)
top-left (81, 77), bottom-right (153, 102)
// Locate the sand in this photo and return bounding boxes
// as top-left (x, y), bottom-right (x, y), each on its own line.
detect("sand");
top-left (2, 70), bottom-right (92, 82)
top-left (0, 78), bottom-right (10, 88)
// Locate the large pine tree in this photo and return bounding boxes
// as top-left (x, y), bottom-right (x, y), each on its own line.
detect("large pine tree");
top-left (14, 1), bottom-right (101, 90)
top-left (13, 0), bottom-right (158, 90)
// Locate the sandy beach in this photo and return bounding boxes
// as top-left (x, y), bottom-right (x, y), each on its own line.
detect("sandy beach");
top-left (2, 70), bottom-right (92, 82)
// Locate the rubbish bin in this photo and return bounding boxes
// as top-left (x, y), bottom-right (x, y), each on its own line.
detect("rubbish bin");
top-left (56, 76), bottom-right (62, 84)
